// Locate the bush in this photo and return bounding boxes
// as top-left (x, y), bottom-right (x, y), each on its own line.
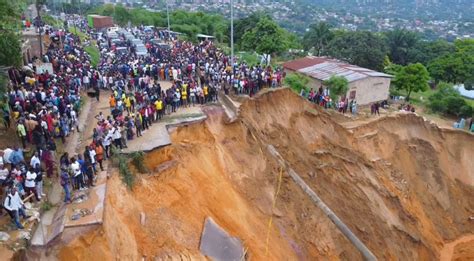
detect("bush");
top-left (118, 156), bottom-right (135, 190)
top-left (284, 73), bottom-right (310, 94)
top-left (460, 105), bottom-right (473, 118)
top-left (429, 99), bottom-right (447, 114)
top-left (130, 151), bottom-right (148, 174)
top-left (428, 83), bottom-right (473, 117)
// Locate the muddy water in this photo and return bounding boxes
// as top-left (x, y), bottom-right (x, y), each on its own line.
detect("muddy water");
top-left (439, 234), bottom-right (474, 261)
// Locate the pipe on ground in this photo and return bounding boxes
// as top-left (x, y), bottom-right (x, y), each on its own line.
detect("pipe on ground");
top-left (267, 145), bottom-right (377, 261)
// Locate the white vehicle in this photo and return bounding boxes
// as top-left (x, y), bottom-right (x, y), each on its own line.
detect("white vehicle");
top-left (131, 38), bottom-right (143, 46)
top-left (108, 27), bottom-right (120, 33)
top-left (124, 33), bottom-right (135, 40)
top-left (135, 44), bottom-right (148, 56)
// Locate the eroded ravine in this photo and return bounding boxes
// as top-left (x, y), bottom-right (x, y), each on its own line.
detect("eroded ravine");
top-left (54, 89), bottom-right (474, 260)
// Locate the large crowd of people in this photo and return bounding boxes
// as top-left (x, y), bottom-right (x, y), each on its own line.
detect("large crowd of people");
top-left (0, 27), bottom-right (98, 229)
top-left (87, 26), bottom-right (286, 150)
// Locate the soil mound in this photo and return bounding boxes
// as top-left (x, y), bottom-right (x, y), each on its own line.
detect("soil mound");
top-left (58, 89), bottom-right (474, 260)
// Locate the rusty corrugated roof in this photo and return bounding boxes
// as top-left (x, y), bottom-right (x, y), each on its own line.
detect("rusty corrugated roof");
top-left (283, 56), bottom-right (392, 83)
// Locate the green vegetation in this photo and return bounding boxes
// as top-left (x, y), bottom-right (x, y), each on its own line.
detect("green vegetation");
top-left (324, 76), bottom-right (349, 101)
top-left (284, 73), bottom-right (310, 94)
top-left (302, 22), bottom-right (334, 56)
top-left (41, 200), bottom-right (54, 212)
top-left (241, 17), bottom-right (288, 59)
top-left (84, 45), bottom-right (100, 68)
top-left (118, 154), bottom-right (135, 190)
top-left (392, 63), bottom-right (430, 101)
top-left (428, 83), bottom-right (473, 118)
top-left (110, 148), bottom-right (144, 189)
top-left (42, 14), bottom-right (62, 27)
top-left (69, 26), bottom-right (88, 42)
top-left (0, 0), bottom-right (25, 105)
top-left (130, 151), bottom-right (148, 174)
top-left (237, 52), bottom-right (259, 66)
top-left (90, 5), bottom-right (228, 42)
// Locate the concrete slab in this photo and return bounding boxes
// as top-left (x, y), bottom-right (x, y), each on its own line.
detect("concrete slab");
top-left (123, 106), bottom-right (206, 153)
top-left (199, 217), bottom-right (244, 261)
top-left (64, 169), bottom-right (107, 227)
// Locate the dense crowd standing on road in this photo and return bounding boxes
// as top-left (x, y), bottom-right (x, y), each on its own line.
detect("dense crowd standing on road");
top-left (88, 25), bottom-right (286, 150)
top-left (0, 28), bottom-right (102, 229)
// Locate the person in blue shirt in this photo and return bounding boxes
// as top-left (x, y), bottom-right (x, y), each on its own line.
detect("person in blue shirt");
top-left (9, 146), bottom-right (24, 168)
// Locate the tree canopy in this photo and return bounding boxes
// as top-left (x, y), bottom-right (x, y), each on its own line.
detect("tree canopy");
top-left (233, 12), bottom-right (271, 50)
top-left (90, 5), bottom-right (228, 42)
top-left (325, 31), bottom-right (388, 71)
top-left (241, 17), bottom-right (289, 57)
top-left (393, 63), bottom-right (430, 101)
top-left (427, 39), bottom-right (474, 85)
top-left (385, 29), bottom-right (419, 65)
top-left (302, 22), bottom-right (334, 56)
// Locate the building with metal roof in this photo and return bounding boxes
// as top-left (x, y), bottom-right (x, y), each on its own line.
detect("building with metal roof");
top-left (283, 56), bottom-right (393, 105)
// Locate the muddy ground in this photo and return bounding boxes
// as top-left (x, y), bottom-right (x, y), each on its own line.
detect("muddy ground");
top-left (55, 89), bottom-right (474, 260)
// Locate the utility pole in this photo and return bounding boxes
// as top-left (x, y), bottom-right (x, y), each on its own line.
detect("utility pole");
top-left (230, 0), bottom-right (234, 66)
top-left (166, 1), bottom-right (171, 32)
top-left (36, 0), bottom-right (44, 59)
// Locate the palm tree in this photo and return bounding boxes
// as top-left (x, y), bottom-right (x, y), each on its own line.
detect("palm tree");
top-left (302, 22), bottom-right (334, 56)
top-left (385, 29), bottom-right (419, 65)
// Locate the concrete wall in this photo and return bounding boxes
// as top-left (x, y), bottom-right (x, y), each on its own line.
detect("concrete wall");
top-left (347, 77), bottom-right (391, 105)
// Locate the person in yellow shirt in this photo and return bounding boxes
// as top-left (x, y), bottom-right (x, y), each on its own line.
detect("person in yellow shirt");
top-left (203, 85), bottom-right (209, 103)
top-left (154, 98), bottom-right (163, 120)
top-left (181, 86), bottom-right (188, 108)
top-left (17, 121), bottom-right (27, 148)
top-left (125, 96), bottom-right (132, 113)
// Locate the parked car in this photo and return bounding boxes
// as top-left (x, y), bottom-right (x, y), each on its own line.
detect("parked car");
top-left (135, 44), bottom-right (148, 56)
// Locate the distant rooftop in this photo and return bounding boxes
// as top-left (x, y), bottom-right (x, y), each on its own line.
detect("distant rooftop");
top-left (283, 56), bottom-right (392, 83)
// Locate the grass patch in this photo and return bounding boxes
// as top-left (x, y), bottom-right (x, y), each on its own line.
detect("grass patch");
top-left (237, 52), bottom-right (260, 66)
top-left (41, 201), bottom-right (54, 212)
top-left (130, 151), bottom-right (148, 174)
top-left (69, 26), bottom-right (88, 42)
top-left (110, 146), bottom-right (136, 190)
top-left (84, 43), bottom-right (100, 68)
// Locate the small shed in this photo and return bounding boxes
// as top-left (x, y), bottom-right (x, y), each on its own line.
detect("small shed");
top-left (283, 56), bottom-right (393, 105)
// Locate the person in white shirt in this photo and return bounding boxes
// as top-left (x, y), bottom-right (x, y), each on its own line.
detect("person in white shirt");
top-left (30, 151), bottom-right (40, 168)
top-left (0, 164), bottom-right (9, 185)
top-left (3, 147), bottom-right (13, 166)
top-left (70, 109), bottom-right (79, 132)
top-left (70, 157), bottom-right (85, 190)
top-left (87, 146), bottom-right (97, 173)
top-left (3, 187), bottom-right (28, 229)
top-left (102, 130), bottom-right (113, 158)
top-left (112, 125), bottom-right (123, 150)
top-left (25, 168), bottom-right (39, 201)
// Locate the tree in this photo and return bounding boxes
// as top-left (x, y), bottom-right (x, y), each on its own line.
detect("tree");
top-left (233, 12), bottom-right (270, 50)
top-left (241, 17), bottom-right (288, 61)
top-left (428, 39), bottom-right (474, 84)
top-left (407, 39), bottom-right (454, 65)
top-left (385, 29), bottom-right (419, 65)
top-left (302, 22), bottom-right (334, 56)
top-left (393, 63), bottom-right (430, 101)
top-left (0, 0), bottom-right (24, 100)
top-left (326, 31), bottom-right (388, 70)
top-left (324, 75), bottom-right (349, 101)
top-left (114, 5), bottom-right (131, 26)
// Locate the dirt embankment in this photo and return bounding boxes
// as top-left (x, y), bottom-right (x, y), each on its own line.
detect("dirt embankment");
top-left (58, 88), bottom-right (474, 260)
